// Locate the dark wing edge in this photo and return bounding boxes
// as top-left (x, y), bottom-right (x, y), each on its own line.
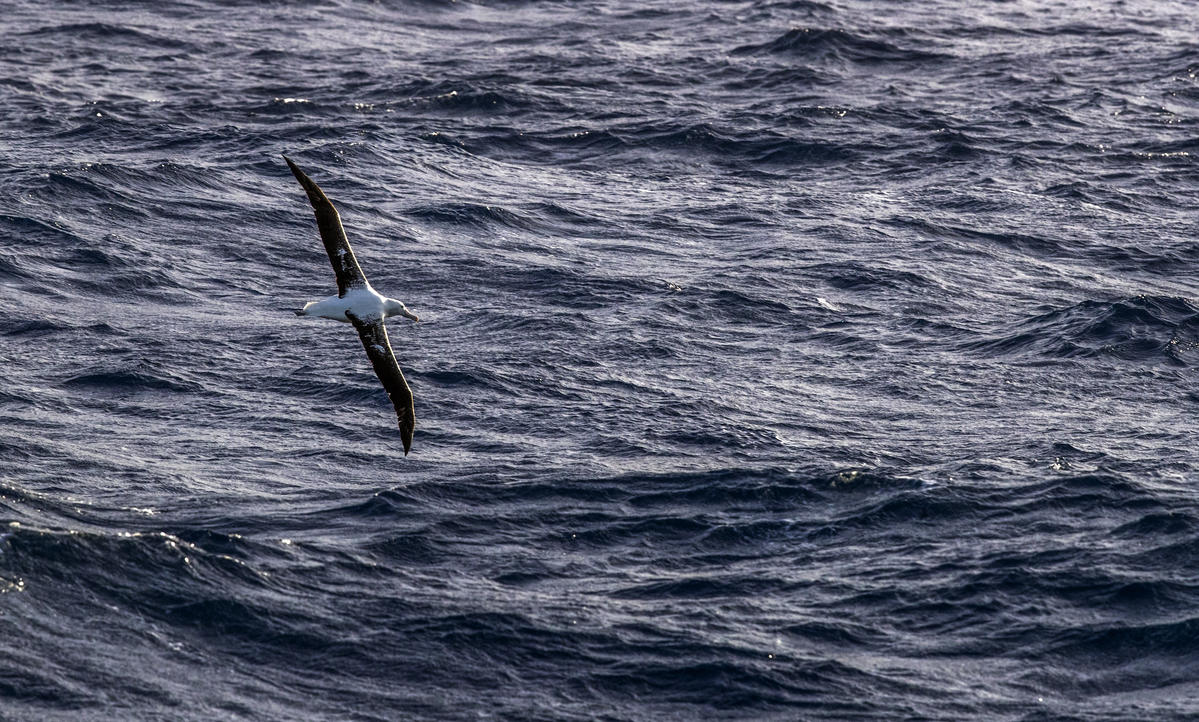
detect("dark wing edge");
top-left (283, 155), bottom-right (369, 297)
top-left (346, 311), bottom-right (415, 455)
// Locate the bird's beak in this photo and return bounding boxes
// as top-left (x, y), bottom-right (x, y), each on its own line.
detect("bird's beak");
top-left (403, 309), bottom-right (420, 322)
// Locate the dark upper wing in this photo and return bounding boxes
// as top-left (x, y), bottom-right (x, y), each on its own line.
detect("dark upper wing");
top-left (345, 310), bottom-right (415, 455)
top-left (284, 155), bottom-right (369, 297)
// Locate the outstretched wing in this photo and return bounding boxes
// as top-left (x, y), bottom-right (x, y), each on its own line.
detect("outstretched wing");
top-left (345, 310), bottom-right (415, 455)
top-left (284, 155), bottom-right (369, 297)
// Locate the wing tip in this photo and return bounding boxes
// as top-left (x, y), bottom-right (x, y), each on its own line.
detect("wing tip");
top-left (283, 155), bottom-right (326, 199)
top-left (284, 157), bottom-right (306, 179)
top-left (400, 423), bottom-right (413, 455)
top-left (399, 408), bottom-right (414, 455)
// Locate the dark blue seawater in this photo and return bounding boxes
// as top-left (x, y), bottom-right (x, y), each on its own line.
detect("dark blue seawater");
top-left (1, 0), bottom-right (1198, 718)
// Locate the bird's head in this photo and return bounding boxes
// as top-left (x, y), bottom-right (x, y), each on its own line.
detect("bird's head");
top-left (384, 299), bottom-right (419, 322)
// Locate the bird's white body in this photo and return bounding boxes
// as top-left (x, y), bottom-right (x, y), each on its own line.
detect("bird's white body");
top-left (298, 286), bottom-right (419, 324)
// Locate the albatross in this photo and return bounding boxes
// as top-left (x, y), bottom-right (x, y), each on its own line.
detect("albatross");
top-left (284, 155), bottom-right (420, 454)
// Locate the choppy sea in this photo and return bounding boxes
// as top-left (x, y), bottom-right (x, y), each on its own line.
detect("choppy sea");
top-left (1, 1), bottom-right (1198, 719)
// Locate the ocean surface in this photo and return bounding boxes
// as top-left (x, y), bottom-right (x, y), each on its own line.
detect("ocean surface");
top-left (1, 0), bottom-right (1197, 719)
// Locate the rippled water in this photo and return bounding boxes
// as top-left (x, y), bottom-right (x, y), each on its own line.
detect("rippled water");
top-left (1, 1), bottom-right (1198, 719)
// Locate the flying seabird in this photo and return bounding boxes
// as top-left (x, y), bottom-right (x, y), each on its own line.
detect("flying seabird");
top-left (284, 155), bottom-right (420, 455)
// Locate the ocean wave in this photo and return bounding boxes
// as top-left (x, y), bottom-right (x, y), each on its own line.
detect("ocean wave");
top-left (810, 261), bottom-right (939, 293)
top-left (732, 27), bottom-right (950, 64)
top-left (0, 213), bottom-right (84, 248)
top-left (967, 295), bottom-right (1199, 364)
top-left (407, 201), bottom-right (536, 230)
top-left (17, 22), bottom-right (190, 50)
top-left (417, 122), bottom-right (856, 167)
top-left (61, 367), bottom-right (205, 395)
